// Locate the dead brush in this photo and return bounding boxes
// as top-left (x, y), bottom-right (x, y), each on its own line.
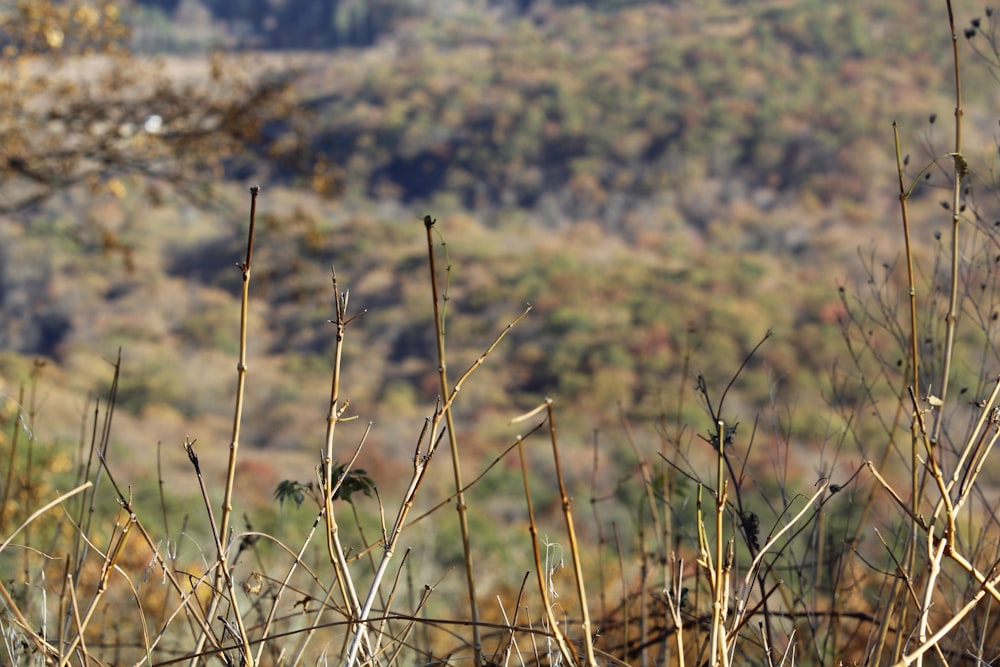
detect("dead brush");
top-left (0, 190), bottom-right (533, 666)
top-left (11, 3), bottom-right (1000, 666)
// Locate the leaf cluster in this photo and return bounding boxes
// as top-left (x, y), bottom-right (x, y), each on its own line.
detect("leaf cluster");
top-left (274, 465), bottom-right (376, 508)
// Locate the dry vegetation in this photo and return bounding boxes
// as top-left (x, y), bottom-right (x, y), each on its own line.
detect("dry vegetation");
top-left (10, 0), bottom-right (1000, 665)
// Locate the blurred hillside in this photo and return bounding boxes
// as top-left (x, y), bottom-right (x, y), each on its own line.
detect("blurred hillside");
top-left (2, 0), bottom-right (997, 498)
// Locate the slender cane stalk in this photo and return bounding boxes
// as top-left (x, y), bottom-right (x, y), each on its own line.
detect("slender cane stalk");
top-left (930, 0), bottom-right (965, 444)
top-left (320, 273), bottom-right (364, 622)
top-left (710, 420), bottom-right (729, 667)
top-left (422, 214), bottom-right (482, 664)
top-left (514, 430), bottom-right (578, 667)
top-left (219, 184), bottom-right (259, 556)
top-left (191, 185), bottom-right (259, 667)
top-left (544, 399), bottom-right (598, 667)
top-left (185, 440), bottom-right (254, 665)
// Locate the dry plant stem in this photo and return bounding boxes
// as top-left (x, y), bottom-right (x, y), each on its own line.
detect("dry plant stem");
top-left (941, 375), bottom-right (1000, 509)
top-left (0, 384), bottom-right (25, 536)
top-left (342, 429), bottom-right (441, 667)
top-left (220, 184), bottom-right (259, 552)
top-left (865, 462), bottom-right (925, 527)
top-left (66, 575), bottom-right (85, 660)
top-left (193, 185), bottom-right (259, 667)
top-left (892, 580), bottom-right (993, 667)
top-left (544, 399), bottom-right (599, 667)
top-left (290, 568), bottom-right (345, 666)
top-left (243, 528), bottom-right (325, 651)
top-left (394, 430), bottom-right (533, 531)
top-left (876, 115), bottom-right (944, 667)
top-left (913, 377), bottom-right (1000, 546)
top-left (342, 306), bottom-right (528, 667)
top-left (916, 537), bottom-right (947, 656)
top-left (0, 579), bottom-right (59, 659)
top-left (384, 574), bottom-right (436, 667)
top-left (76, 353), bottom-right (120, 579)
top-left (664, 557), bottom-right (686, 667)
top-left (292, 448), bottom-right (374, 650)
top-left (638, 530), bottom-right (649, 667)
top-left (495, 592), bottom-right (521, 667)
top-left (620, 408), bottom-right (663, 557)
top-left (907, 390), bottom-right (951, 527)
top-left (664, 327), bottom-right (694, 588)
top-left (315, 271), bottom-right (366, 655)
top-left (945, 546), bottom-right (1000, 607)
top-left (515, 434), bottom-right (578, 667)
top-left (892, 122), bottom-right (921, 399)
top-left (878, 11), bottom-right (967, 659)
top-left (444, 306), bottom-right (530, 408)
top-left (22, 366), bottom-right (38, 591)
top-left (710, 420), bottom-right (730, 667)
top-left (57, 559), bottom-right (68, 658)
top-left (64, 525), bottom-right (161, 666)
top-left (620, 404), bottom-right (666, 641)
top-left (84, 505), bottom-right (221, 664)
top-left (157, 440), bottom-right (170, 540)
top-left (812, 498), bottom-right (827, 660)
top-left (892, 127), bottom-right (924, 639)
top-left (503, 572), bottom-right (530, 667)
top-left (866, 434), bottom-right (910, 665)
top-left (589, 431), bottom-right (608, 625)
top-left (185, 440), bottom-right (254, 665)
top-left (849, 374), bottom-right (908, 541)
top-left (321, 272), bottom-right (359, 594)
top-left (612, 525), bottom-right (629, 665)
top-left (128, 576), bottom-right (154, 666)
top-left (89, 510), bottom-right (222, 663)
top-left (287, 431), bottom-right (372, 665)
top-left (370, 549), bottom-right (412, 660)
top-left (694, 488), bottom-right (711, 659)
top-left (0, 482), bottom-right (91, 556)
top-left (422, 214), bottom-right (482, 665)
top-left (954, 421), bottom-right (1000, 506)
top-left (931, 0), bottom-right (965, 444)
top-left (904, 403), bottom-right (952, 667)
top-left (58, 506), bottom-right (134, 667)
top-left (730, 478), bottom-right (830, 648)
top-left (868, 424), bottom-right (1000, 665)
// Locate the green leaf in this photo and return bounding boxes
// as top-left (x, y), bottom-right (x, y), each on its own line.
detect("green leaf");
top-left (274, 480), bottom-right (307, 508)
top-left (330, 464), bottom-right (377, 504)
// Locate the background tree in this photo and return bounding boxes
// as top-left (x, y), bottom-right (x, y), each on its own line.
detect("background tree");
top-left (0, 0), bottom-right (305, 213)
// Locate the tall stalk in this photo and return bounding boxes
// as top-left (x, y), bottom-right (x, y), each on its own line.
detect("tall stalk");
top-left (190, 185), bottom-right (259, 667)
top-left (931, 0), bottom-right (966, 444)
top-left (219, 184), bottom-right (259, 549)
top-left (422, 214), bottom-right (482, 664)
top-left (546, 399), bottom-right (598, 667)
top-left (290, 271), bottom-right (367, 665)
top-left (343, 304), bottom-right (526, 667)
